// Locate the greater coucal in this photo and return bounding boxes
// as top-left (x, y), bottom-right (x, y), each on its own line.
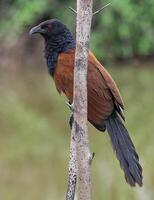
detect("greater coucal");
top-left (29, 19), bottom-right (143, 187)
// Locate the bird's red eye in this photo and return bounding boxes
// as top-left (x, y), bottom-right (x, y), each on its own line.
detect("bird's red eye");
top-left (42, 24), bottom-right (52, 31)
top-left (47, 24), bottom-right (52, 28)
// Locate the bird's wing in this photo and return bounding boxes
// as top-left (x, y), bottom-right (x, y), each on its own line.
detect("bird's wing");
top-left (87, 62), bottom-right (114, 128)
top-left (54, 49), bottom-right (124, 129)
top-left (89, 51), bottom-right (124, 110)
top-left (88, 51), bottom-right (125, 123)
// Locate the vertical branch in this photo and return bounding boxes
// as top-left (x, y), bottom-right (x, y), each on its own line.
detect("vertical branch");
top-left (73, 0), bottom-right (93, 199)
top-left (66, 0), bottom-right (93, 199)
top-left (66, 130), bottom-right (77, 200)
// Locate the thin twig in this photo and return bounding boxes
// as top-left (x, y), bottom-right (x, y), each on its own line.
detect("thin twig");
top-left (69, 6), bottom-right (77, 14)
top-left (93, 3), bottom-right (111, 16)
top-left (69, 3), bottom-right (111, 16)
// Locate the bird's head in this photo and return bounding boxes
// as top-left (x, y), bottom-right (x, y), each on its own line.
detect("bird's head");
top-left (29, 19), bottom-right (69, 39)
top-left (29, 18), bottom-right (75, 54)
top-left (29, 19), bottom-right (75, 75)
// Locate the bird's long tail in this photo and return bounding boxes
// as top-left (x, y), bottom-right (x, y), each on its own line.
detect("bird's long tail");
top-left (105, 111), bottom-right (143, 187)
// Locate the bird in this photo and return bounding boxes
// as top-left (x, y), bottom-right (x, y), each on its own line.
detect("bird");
top-left (29, 19), bottom-right (143, 187)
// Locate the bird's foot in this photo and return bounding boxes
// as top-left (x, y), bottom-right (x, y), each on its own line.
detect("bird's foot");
top-left (66, 101), bottom-right (74, 112)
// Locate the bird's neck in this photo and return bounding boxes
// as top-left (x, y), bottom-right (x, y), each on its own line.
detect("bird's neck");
top-left (44, 30), bottom-right (75, 76)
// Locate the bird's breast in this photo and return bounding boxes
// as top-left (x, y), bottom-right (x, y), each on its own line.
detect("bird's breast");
top-left (53, 49), bottom-right (75, 102)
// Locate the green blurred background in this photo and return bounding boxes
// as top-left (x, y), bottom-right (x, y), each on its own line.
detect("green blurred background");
top-left (0, 0), bottom-right (154, 199)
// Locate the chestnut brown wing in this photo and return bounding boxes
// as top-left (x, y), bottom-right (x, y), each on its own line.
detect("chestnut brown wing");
top-left (88, 51), bottom-right (124, 109)
top-left (54, 49), bottom-right (124, 130)
top-left (87, 61), bottom-right (114, 128)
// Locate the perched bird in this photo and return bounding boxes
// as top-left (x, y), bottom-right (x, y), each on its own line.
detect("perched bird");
top-left (29, 19), bottom-right (143, 187)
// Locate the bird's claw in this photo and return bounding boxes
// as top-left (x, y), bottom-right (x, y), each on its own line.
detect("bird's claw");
top-left (89, 152), bottom-right (95, 165)
top-left (66, 101), bottom-right (74, 111)
top-left (69, 113), bottom-right (74, 129)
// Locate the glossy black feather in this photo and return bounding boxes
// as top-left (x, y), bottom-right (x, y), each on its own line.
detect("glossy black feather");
top-left (105, 111), bottom-right (143, 187)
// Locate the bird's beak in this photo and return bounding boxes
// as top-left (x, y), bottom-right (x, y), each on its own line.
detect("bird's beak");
top-left (29, 25), bottom-right (45, 36)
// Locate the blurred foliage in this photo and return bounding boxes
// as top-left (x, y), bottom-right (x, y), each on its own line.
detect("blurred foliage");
top-left (0, 66), bottom-right (154, 199)
top-left (92, 0), bottom-right (154, 61)
top-left (0, 0), bottom-right (154, 61)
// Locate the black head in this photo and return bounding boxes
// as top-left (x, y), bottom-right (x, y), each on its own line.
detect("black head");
top-left (29, 19), bottom-right (75, 76)
top-left (30, 19), bottom-right (69, 38)
top-left (29, 19), bottom-right (75, 51)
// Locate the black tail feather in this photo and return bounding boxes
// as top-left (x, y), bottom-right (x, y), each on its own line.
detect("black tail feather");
top-left (105, 111), bottom-right (143, 187)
